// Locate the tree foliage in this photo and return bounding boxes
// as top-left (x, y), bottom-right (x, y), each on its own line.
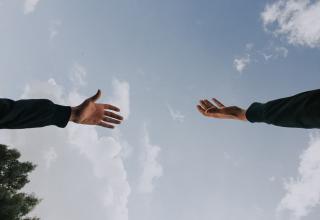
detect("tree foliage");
top-left (0, 144), bottom-right (40, 220)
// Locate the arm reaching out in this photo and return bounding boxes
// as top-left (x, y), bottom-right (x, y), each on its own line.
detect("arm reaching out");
top-left (0, 90), bottom-right (123, 129)
top-left (197, 89), bottom-right (320, 129)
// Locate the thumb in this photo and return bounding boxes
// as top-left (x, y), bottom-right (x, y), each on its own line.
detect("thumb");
top-left (88, 89), bottom-right (101, 102)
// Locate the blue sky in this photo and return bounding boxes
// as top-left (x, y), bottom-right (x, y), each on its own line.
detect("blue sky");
top-left (1, 0), bottom-right (320, 220)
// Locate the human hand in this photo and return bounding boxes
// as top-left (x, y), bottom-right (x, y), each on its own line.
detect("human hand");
top-left (70, 90), bottom-right (123, 128)
top-left (197, 98), bottom-right (247, 121)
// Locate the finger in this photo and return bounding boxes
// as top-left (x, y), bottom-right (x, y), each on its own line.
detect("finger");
top-left (104, 111), bottom-right (124, 121)
top-left (89, 90), bottom-right (101, 102)
top-left (200, 100), bottom-right (215, 110)
top-left (197, 105), bottom-right (206, 116)
top-left (103, 117), bottom-right (121, 124)
top-left (204, 99), bottom-right (215, 108)
top-left (104, 104), bottom-right (120, 112)
top-left (212, 98), bottom-right (225, 108)
top-left (98, 121), bottom-right (115, 129)
top-left (199, 100), bottom-right (208, 109)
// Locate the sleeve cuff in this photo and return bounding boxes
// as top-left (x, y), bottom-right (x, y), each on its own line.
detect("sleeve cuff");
top-left (52, 104), bottom-right (71, 128)
top-left (245, 102), bottom-right (265, 123)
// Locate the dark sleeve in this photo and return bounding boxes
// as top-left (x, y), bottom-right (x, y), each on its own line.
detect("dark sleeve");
top-left (0, 99), bottom-right (71, 129)
top-left (245, 89), bottom-right (320, 128)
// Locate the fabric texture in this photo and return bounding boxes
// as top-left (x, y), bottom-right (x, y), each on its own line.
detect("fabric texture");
top-left (0, 99), bottom-right (71, 129)
top-left (246, 89), bottom-right (320, 128)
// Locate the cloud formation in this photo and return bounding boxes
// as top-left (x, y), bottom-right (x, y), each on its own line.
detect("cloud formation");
top-left (261, 0), bottom-right (320, 48)
top-left (0, 76), bottom-right (131, 220)
top-left (233, 42), bottom-right (289, 73)
top-left (167, 105), bottom-right (185, 123)
top-left (108, 79), bottom-right (130, 120)
top-left (49, 20), bottom-right (62, 41)
top-left (277, 133), bottom-right (320, 219)
top-left (67, 90), bottom-right (131, 220)
top-left (69, 63), bottom-right (87, 87)
top-left (138, 126), bottom-right (163, 193)
top-left (43, 147), bottom-right (58, 169)
top-left (24, 0), bottom-right (40, 14)
top-left (261, 46), bottom-right (289, 61)
top-left (233, 55), bottom-right (251, 73)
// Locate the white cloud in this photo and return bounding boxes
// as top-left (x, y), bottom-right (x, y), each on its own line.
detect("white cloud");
top-left (167, 105), bottom-right (185, 123)
top-left (233, 54), bottom-right (251, 73)
top-left (275, 46), bottom-right (289, 57)
top-left (245, 43), bottom-right (255, 51)
top-left (68, 82), bottom-right (131, 220)
top-left (69, 63), bottom-right (87, 87)
top-left (261, 0), bottom-right (320, 48)
top-left (0, 77), bottom-right (131, 220)
top-left (277, 132), bottom-right (320, 219)
top-left (138, 126), bottom-right (163, 193)
top-left (262, 53), bottom-right (273, 61)
top-left (269, 176), bottom-right (276, 182)
top-left (68, 120), bottom-right (131, 220)
top-left (261, 45), bottom-right (289, 61)
top-left (234, 43), bottom-right (288, 70)
top-left (109, 79), bottom-right (130, 120)
top-left (49, 20), bottom-right (62, 40)
top-left (24, 0), bottom-right (40, 14)
top-left (43, 147), bottom-right (58, 169)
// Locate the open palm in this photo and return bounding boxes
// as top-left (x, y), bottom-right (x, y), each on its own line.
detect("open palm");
top-left (197, 98), bottom-right (247, 121)
top-left (70, 90), bottom-right (123, 129)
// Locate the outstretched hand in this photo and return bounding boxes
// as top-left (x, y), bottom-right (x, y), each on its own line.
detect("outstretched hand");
top-left (197, 98), bottom-right (247, 121)
top-left (70, 90), bottom-right (124, 129)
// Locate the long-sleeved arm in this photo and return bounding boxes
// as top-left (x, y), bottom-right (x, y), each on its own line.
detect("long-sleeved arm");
top-left (245, 89), bottom-right (320, 128)
top-left (0, 99), bottom-right (71, 129)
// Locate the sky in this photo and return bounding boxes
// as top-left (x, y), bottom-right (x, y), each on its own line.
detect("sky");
top-left (1, 0), bottom-right (320, 220)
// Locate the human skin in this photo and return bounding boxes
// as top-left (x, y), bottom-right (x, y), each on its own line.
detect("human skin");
top-left (70, 90), bottom-right (123, 129)
top-left (197, 98), bottom-right (247, 121)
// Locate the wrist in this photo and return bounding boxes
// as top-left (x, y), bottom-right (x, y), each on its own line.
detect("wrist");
top-left (239, 109), bottom-right (247, 121)
top-left (69, 107), bottom-right (77, 122)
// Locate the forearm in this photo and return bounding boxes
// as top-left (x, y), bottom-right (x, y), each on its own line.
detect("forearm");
top-left (0, 99), bottom-right (71, 129)
top-left (245, 89), bottom-right (320, 128)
